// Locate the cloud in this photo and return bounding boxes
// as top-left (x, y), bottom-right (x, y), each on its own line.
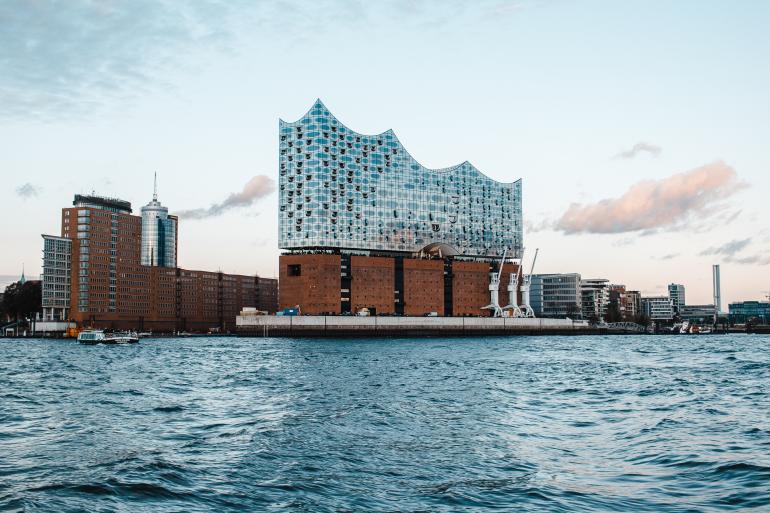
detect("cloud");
top-left (16, 183), bottom-right (41, 198)
top-left (658, 253), bottom-right (679, 260)
top-left (725, 254), bottom-right (770, 265)
top-left (0, 1), bottom-right (250, 120)
top-left (0, 1), bottom-right (540, 120)
top-left (699, 238), bottom-right (751, 257)
top-left (175, 175), bottom-right (275, 219)
top-left (555, 161), bottom-right (744, 234)
top-left (614, 142), bottom-right (662, 159)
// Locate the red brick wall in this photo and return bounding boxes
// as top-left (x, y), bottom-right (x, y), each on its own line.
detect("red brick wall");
top-left (403, 259), bottom-right (444, 316)
top-left (452, 261), bottom-right (492, 316)
top-left (279, 254), bottom-right (341, 314)
top-left (350, 256), bottom-right (394, 315)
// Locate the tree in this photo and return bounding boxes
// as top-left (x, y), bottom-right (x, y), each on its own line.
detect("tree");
top-left (1, 281), bottom-right (41, 324)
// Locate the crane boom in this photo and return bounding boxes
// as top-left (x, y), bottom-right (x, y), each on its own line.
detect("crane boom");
top-left (496, 249), bottom-right (507, 282)
top-left (529, 248), bottom-right (539, 276)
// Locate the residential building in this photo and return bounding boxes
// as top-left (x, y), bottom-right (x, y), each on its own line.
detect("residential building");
top-left (642, 296), bottom-right (674, 321)
top-left (278, 100), bottom-right (524, 315)
top-left (625, 290), bottom-right (642, 319)
top-left (530, 273), bottom-right (582, 318)
top-left (581, 278), bottom-right (609, 321)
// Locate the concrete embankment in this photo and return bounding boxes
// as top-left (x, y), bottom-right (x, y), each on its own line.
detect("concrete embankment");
top-left (236, 315), bottom-right (627, 337)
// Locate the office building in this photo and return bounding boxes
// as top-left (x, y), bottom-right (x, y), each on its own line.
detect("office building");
top-left (625, 290), bottom-right (642, 319)
top-left (40, 235), bottom-right (72, 322)
top-left (667, 283), bottom-right (685, 313)
top-left (642, 296), bottom-right (674, 321)
top-left (713, 264), bottom-right (722, 313)
top-left (680, 304), bottom-right (716, 322)
top-left (140, 174), bottom-right (178, 267)
top-left (530, 273), bottom-right (582, 318)
top-left (41, 192), bottom-right (277, 332)
top-left (729, 301), bottom-right (770, 324)
top-left (278, 100), bottom-right (524, 316)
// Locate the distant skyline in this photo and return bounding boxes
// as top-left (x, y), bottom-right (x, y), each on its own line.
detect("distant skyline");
top-left (1, 0), bottom-right (769, 304)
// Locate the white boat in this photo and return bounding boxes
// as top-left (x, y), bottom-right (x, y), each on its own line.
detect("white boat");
top-left (78, 330), bottom-right (139, 345)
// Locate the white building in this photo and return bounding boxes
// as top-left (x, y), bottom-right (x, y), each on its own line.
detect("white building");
top-left (581, 278), bottom-right (610, 321)
top-left (668, 283), bottom-right (686, 313)
top-left (642, 296), bottom-right (674, 320)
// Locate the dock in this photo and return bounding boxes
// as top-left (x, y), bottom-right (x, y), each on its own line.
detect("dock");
top-left (235, 315), bottom-right (635, 337)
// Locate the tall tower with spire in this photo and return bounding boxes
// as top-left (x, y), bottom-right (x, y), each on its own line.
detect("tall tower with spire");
top-left (140, 173), bottom-right (178, 267)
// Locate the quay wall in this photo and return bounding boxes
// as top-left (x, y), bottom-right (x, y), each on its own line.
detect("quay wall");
top-left (235, 315), bottom-right (616, 337)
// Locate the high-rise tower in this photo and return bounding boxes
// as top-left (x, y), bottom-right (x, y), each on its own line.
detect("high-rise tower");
top-left (141, 173), bottom-right (177, 267)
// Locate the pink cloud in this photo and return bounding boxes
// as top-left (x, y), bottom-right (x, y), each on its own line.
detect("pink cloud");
top-left (556, 161), bottom-right (743, 234)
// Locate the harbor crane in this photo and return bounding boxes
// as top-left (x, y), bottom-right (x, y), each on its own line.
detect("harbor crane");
top-left (482, 248), bottom-right (507, 317)
top-left (518, 248), bottom-right (538, 318)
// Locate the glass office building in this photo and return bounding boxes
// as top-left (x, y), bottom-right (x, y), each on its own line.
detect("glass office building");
top-left (140, 181), bottom-right (177, 268)
top-left (278, 100), bottom-right (523, 258)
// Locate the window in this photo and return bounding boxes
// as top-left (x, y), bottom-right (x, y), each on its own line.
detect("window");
top-left (288, 264), bottom-right (301, 277)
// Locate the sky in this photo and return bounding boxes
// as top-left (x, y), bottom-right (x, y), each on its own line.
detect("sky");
top-left (1, 0), bottom-right (769, 304)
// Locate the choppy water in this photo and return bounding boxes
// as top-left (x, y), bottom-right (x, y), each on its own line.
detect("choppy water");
top-left (1, 335), bottom-right (769, 512)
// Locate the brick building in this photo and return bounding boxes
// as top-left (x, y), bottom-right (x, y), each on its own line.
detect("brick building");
top-left (41, 193), bottom-right (277, 332)
top-left (277, 101), bottom-right (524, 316)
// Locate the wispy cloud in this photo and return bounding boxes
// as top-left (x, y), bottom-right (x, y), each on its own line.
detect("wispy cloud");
top-left (614, 142), bottom-right (662, 160)
top-left (0, 1), bottom-right (540, 120)
top-left (658, 253), bottom-right (679, 260)
top-left (724, 254), bottom-right (770, 265)
top-left (175, 175), bottom-right (275, 220)
top-left (16, 183), bottom-right (41, 198)
top-left (555, 161), bottom-right (744, 234)
top-left (700, 238), bottom-right (751, 257)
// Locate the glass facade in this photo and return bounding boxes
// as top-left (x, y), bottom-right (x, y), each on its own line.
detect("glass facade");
top-left (141, 200), bottom-right (177, 267)
top-left (278, 100), bottom-right (523, 258)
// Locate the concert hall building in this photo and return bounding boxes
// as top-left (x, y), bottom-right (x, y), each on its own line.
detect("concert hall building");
top-left (278, 100), bottom-right (524, 316)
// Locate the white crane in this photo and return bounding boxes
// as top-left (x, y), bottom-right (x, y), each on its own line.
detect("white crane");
top-left (482, 248), bottom-right (507, 317)
top-left (518, 248), bottom-right (538, 318)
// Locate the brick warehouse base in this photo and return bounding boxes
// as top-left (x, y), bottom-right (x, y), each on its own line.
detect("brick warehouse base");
top-left (279, 254), bottom-right (521, 316)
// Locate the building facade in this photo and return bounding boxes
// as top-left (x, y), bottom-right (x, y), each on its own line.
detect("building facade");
top-left (581, 278), bottom-right (609, 321)
top-left (41, 193), bottom-right (277, 332)
top-left (41, 235), bottom-right (71, 322)
top-left (278, 100), bottom-right (524, 316)
top-left (667, 283), bottom-right (686, 313)
top-left (729, 301), bottom-right (770, 324)
top-left (140, 176), bottom-right (178, 267)
top-left (642, 296), bottom-right (674, 321)
top-left (530, 273), bottom-right (582, 318)
top-left (680, 304), bottom-right (716, 322)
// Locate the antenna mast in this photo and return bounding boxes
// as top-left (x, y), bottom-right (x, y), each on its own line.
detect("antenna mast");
top-left (153, 172), bottom-right (158, 201)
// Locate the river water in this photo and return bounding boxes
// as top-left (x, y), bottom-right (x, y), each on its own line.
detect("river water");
top-left (1, 335), bottom-right (769, 512)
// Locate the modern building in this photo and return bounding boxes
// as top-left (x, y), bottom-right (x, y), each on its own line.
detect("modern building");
top-left (278, 100), bottom-right (524, 316)
top-left (713, 264), bottom-right (722, 313)
top-left (140, 174), bottom-right (178, 267)
top-left (729, 301), bottom-right (770, 324)
top-left (40, 235), bottom-right (72, 322)
top-left (41, 192), bottom-right (277, 332)
top-left (581, 278), bottom-right (609, 321)
top-left (680, 304), bottom-right (716, 322)
top-left (642, 296), bottom-right (674, 321)
top-left (625, 290), bottom-right (642, 319)
top-left (530, 273), bottom-right (582, 318)
top-left (667, 283), bottom-right (686, 313)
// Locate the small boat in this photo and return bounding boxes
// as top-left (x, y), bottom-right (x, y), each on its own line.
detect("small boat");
top-left (78, 330), bottom-right (139, 345)
top-left (137, 331), bottom-right (153, 338)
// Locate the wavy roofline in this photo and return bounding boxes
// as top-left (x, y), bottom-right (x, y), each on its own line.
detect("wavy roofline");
top-left (281, 99), bottom-right (521, 187)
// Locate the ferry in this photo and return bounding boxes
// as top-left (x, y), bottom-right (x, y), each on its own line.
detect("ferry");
top-left (77, 330), bottom-right (139, 345)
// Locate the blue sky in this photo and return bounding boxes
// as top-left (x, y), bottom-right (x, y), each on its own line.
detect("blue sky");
top-left (2, 0), bottom-right (769, 303)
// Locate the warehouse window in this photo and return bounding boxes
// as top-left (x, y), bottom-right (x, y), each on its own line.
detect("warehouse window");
top-left (288, 264), bottom-right (301, 277)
